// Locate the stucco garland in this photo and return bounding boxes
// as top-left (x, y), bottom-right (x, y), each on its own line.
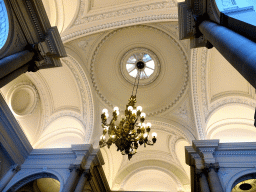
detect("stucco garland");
top-left (90, 25), bottom-right (189, 117)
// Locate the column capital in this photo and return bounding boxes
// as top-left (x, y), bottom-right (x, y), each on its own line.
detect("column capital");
top-left (178, 0), bottom-right (220, 48)
top-left (82, 169), bottom-right (92, 181)
top-left (69, 164), bottom-right (82, 173)
top-left (195, 169), bottom-right (203, 178)
top-left (205, 162), bottom-right (220, 172)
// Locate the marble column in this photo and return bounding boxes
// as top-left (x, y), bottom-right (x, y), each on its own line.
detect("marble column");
top-left (0, 50), bottom-right (34, 79)
top-left (199, 20), bottom-right (256, 88)
top-left (74, 170), bottom-right (92, 192)
top-left (62, 165), bottom-right (81, 192)
top-left (206, 163), bottom-right (224, 192)
top-left (0, 164), bottom-right (20, 191)
top-left (196, 169), bottom-right (210, 192)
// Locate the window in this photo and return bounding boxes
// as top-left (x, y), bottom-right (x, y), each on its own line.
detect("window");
top-left (0, 0), bottom-right (9, 49)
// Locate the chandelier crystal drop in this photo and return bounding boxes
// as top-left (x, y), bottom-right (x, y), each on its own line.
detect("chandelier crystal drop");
top-left (99, 66), bottom-right (157, 160)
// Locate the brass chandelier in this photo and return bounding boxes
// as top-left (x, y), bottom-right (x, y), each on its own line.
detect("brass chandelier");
top-left (99, 61), bottom-right (157, 160)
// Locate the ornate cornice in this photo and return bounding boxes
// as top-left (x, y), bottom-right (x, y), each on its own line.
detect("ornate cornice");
top-left (90, 25), bottom-right (188, 117)
top-left (61, 14), bottom-right (178, 42)
top-left (215, 151), bottom-right (256, 156)
top-left (74, 1), bottom-right (175, 26)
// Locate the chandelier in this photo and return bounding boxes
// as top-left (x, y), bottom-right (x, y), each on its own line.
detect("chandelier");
top-left (99, 61), bottom-right (157, 160)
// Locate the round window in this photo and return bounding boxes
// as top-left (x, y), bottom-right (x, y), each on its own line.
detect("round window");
top-left (121, 48), bottom-right (160, 85)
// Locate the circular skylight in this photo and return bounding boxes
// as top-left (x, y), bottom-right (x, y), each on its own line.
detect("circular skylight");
top-left (126, 53), bottom-right (155, 79)
top-left (121, 48), bottom-right (160, 85)
top-left (0, 0), bottom-right (9, 49)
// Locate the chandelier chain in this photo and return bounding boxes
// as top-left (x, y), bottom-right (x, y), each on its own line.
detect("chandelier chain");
top-left (132, 70), bottom-right (141, 97)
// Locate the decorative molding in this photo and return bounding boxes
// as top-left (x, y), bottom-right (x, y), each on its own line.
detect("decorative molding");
top-left (28, 56), bottom-right (94, 144)
top-left (200, 48), bottom-right (209, 118)
top-left (207, 97), bottom-right (256, 120)
top-left (215, 151), bottom-right (256, 156)
top-left (9, 172), bottom-right (58, 191)
top-left (120, 165), bottom-right (184, 190)
top-left (90, 25), bottom-right (189, 117)
top-left (6, 81), bottom-right (39, 116)
top-left (42, 110), bottom-right (87, 131)
top-left (74, 1), bottom-right (176, 26)
top-left (191, 48), bottom-right (205, 139)
top-left (169, 135), bottom-right (188, 169)
top-left (199, 43), bottom-right (256, 123)
top-left (62, 14), bottom-right (178, 43)
top-left (151, 120), bottom-right (195, 146)
top-left (62, 57), bottom-right (94, 143)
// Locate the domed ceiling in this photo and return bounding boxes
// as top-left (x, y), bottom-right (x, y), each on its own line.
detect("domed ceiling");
top-left (1, 0), bottom-right (256, 191)
top-left (89, 25), bottom-right (188, 115)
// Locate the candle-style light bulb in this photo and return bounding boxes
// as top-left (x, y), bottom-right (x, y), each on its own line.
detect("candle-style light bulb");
top-left (152, 132), bottom-right (157, 137)
top-left (146, 122), bottom-right (151, 128)
top-left (128, 106), bottom-right (133, 111)
top-left (137, 106), bottom-right (142, 111)
top-left (113, 106), bottom-right (119, 111)
top-left (141, 112), bottom-right (146, 118)
top-left (102, 109), bottom-right (108, 114)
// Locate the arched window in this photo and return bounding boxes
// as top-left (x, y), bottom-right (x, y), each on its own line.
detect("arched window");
top-left (0, 0), bottom-right (9, 49)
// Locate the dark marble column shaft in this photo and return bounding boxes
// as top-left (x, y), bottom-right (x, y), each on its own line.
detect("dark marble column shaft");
top-left (74, 170), bottom-right (91, 192)
top-left (0, 50), bottom-right (34, 79)
top-left (62, 165), bottom-right (81, 192)
top-left (207, 167), bottom-right (224, 192)
top-left (199, 20), bottom-right (256, 88)
top-left (199, 172), bottom-right (210, 192)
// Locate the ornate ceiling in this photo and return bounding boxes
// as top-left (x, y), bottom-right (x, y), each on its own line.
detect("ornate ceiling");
top-left (1, 0), bottom-right (256, 191)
